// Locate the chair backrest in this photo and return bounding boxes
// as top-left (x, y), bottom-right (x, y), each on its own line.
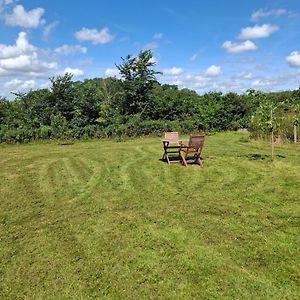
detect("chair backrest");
top-left (188, 134), bottom-right (205, 150)
top-left (164, 131), bottom-right (179, 140)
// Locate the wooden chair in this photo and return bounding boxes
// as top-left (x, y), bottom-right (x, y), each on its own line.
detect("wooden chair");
top-left (164, 131), bottom-right (179, 141)
top-left (162, 132), bottom-right (181, 164)
top-left (180, 134), bottom-right (205, 167)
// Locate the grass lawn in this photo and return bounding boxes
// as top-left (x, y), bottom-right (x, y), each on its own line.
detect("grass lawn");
top-left (0, 132), bottom-right (299, 299)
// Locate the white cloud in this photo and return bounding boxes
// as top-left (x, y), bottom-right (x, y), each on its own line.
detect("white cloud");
top-left (1, 78), bottom-right (53, 98)
top-left (159, 68), bottom-right (300, 95)
top-left (190, 54), bottom-right (198, 62)
top-left (194, 75), bottom-right (211, 86)
top-left (4, 4), bottom-right (45, 28)
top-left (64, 67), bottom-right (84, 77)
top-left (153, 33), bottom-right (163, 40)
top-left (55, 44), bottom-right (87, 56)
top-left (42, 21), bottom-right (59, 41)
top-left (205, 65), bottom-right (222, 77)
top-left (0, 32), bottom-right (35, 59)
top-left (163, 67), bottom-right (183, 76)
top-left (286, 51), bottom-right (300, 68)
top-left (238, 24), bottom-right (279, 39)
top-left (0, 53), bottom-right (57, 73)
top-left (222, 40), bottom-right (257, 54)
top-left (0, 32), bottom-right (57, 78)
top-left (0, 0), bottom-right (14, 11)
top-left (236, 72), bottom-right (253, 80)
top-left (0, 54), bottom-right (35, 70)
top-left (189, 49), bottom-right (205, 62)
top-left (143, 42), bottom-right (158, 50)
top-left (39, 81), bottom-right (51, 90)
top-left (249, 73), bottom-right (299, 90)
top-left (251, 8), bottom-right (292, 22)
top-left (1, 0), bottom-right (14, 5)
top-left (74, 27), bottom-right (114, 44)
top-left (4, 78), bottom-right (36, 90)
top-left (252, 79), bottom-right (272, 87)
top-left (104, 68), bottom-right (121, 78)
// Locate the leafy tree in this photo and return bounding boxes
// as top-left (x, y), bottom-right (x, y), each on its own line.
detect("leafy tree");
top-left (18, 89), bottom-right (52, 127)
top-left (49, 73), bottom-right (75, 121)
top-left (71, 79), bottom-right (102, 128)
top-left (249, 90), bottom-right (284, 159)
top-left (116, 50), bottom-right (160, 116)
top-left (96, 77), bottom-right (124, 127)
top-left (50, 112), bottom-right (68, 138)
top-left (0, 97), bottom-right (11, 125)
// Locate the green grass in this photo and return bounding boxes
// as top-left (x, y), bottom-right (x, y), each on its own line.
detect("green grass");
top-left (0, 132), bottom-right (299, 299)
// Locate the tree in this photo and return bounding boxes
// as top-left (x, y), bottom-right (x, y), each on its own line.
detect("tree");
top-left (49, 73), bottom-right (75, 122)
top-left (291, 88), bottom-right (300, 143)
top-left (71, 79), bottom-right (102, 128)
top-left (96, 77), bottom-right (124, 127)
top-left (116, 50), bottom-right (160, 116)
top-left (0, 97), bottom-right (10, 126)
top-left (249, 90), bottom-right (283, 160)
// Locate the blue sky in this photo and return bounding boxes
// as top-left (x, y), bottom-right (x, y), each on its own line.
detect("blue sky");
top-left (1, 0), bottom-right (300, 97)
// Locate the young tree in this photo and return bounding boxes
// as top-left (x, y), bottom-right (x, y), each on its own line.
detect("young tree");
top-left (249, 90), bottom-right (282, 160)
top-left (116, 50), bottom-right (160, 117)
top-left (291, 88), bottom-right (300, 143)
top-left (96, 78), bottom-right (124, 126)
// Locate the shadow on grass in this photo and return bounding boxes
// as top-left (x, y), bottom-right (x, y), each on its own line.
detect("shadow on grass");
top-left (58, 140), bottom-right (75, 146)
top-left (238, 153), bottom-right (286, 160)
top-left (159, 156), bottom-right (205, 164)
top-left (159, 156), bottom-right (181, 164)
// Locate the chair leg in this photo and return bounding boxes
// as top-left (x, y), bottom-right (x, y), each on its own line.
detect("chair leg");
top-left (195, 155), bottom-right (204, 168)
top-left (166, 154), bottom-right (170, 165)
top-left (180, 152), bottom-right (188, 167)
top-left (199, 159), bottom-right (204, 168)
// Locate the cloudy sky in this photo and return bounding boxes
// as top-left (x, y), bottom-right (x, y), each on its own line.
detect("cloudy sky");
top-left (1, 0), bottom-right (300, 98)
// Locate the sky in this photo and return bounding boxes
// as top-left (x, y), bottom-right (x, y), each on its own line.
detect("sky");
top-left (1, 0), bottom-right (300, 98)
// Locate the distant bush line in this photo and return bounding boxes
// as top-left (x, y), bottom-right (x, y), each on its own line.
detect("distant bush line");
top-left (0, 75), bottom-right (299, 143)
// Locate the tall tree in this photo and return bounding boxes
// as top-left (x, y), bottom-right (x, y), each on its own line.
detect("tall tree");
top-left (116, 50), bottom-right (160, 116)
top-left (49, 73), bottom-right (75, 121)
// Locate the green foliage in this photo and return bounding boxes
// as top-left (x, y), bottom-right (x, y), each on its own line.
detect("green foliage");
top-left (116, 50), bottom-right (160, 116)
top-left (248, 89), bottom-right (300, 142)
top-left (1, 55), bottom-right (300, 144)
top-left (50, 113), bottom-right (68, 138)
top-left (49, 73), bottom-right (75, 122)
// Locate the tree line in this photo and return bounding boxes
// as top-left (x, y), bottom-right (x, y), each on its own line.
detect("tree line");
top-left (0, 50), bottom-right (299, 143)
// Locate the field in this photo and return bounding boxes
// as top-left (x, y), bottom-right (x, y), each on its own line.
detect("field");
top-left (0, 132), bottom-right (299, 299)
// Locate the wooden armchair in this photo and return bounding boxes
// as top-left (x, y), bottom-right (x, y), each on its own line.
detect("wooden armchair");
top-left (180, 134), bottom-right (205, 167)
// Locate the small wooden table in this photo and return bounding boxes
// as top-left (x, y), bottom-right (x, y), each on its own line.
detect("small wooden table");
top-left (160, 138), bottom-right (188, 164)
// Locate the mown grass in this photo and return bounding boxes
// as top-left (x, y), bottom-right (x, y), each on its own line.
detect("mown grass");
top-left (0, 132), bottom-right (299, 299)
